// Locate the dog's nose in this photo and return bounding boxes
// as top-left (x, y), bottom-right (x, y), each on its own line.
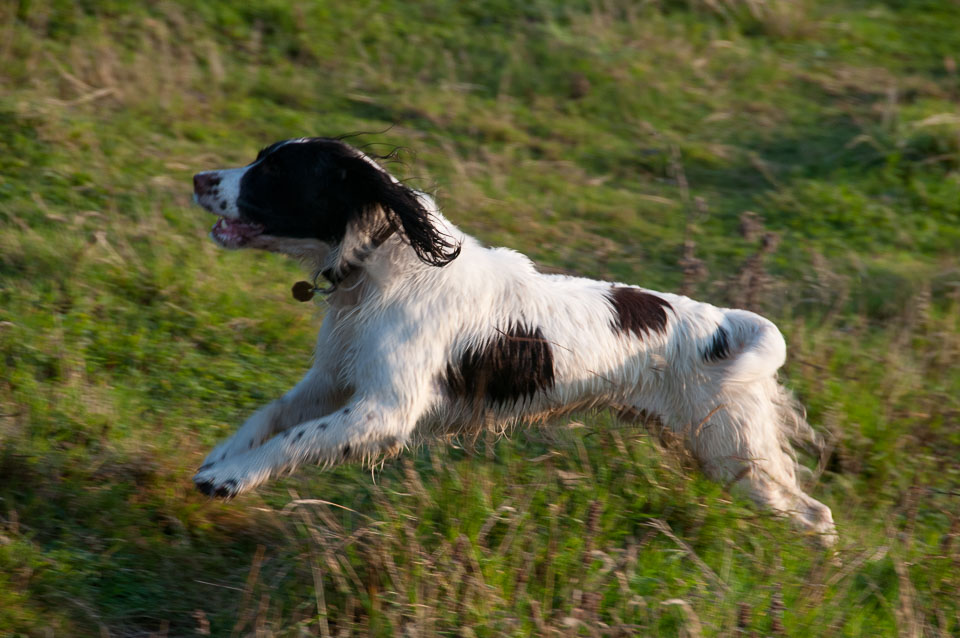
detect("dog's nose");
top-left (193, 172), bottom-right (221, 195)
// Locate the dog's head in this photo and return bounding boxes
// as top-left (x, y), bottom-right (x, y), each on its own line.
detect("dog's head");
top-left (192, 137), bottom-right (460, 271)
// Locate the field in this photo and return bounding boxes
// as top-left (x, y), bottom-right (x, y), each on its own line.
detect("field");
top-left (1, 0), bottom-right (959, 635)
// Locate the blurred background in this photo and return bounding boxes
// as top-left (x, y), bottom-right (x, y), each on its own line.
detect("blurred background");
top-left (1, 1), bottom-right (959, 635)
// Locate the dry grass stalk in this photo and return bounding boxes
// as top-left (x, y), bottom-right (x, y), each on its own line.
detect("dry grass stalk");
top-left (583, 500), bottom-right (602, 561)
top-left (647, 519), bottom-right (730, 594)
top-left (680, 239), bottom-right (708, 297)
top-left (893, 555), bottom-right (920, 638)
top-left (529, 599), bottom-right (549, 635)
top-left (736, 601), bottom-right (751, 634)
top-left (543, 503), bottom-right (561, 619)
top-left (231, 545), bottom-right (266, 638)
top-left (661, 598), bottom-right (703, 638)
top-left (769, 584), bottom-right (784, 635)
top-left (669, 146), bottom-right (709, 297)
top-left (732, 212), bottom-right (781, 311)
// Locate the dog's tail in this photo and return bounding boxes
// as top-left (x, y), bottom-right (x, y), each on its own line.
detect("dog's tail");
top-left (718, 309), bottom-right (786, 384)
top-left (717, 310), bottom-right (823, 457)
top-left (772, 380), bottom-right (824, 461)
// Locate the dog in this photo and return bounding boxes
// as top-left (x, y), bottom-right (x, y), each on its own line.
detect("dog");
top-left (191, 137), bottom-right (837, 545)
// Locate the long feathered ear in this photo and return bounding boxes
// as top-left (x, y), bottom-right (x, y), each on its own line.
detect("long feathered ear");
top-left (339, 154), bottom-right (461, 267)
top-left (376, 178), bottom-right (461, 267)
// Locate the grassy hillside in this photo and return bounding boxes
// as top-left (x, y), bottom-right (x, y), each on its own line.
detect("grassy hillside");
top-left (1, 0), bottom-right (959, 635)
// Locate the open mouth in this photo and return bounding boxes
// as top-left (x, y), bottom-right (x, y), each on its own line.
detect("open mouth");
top-left (210, 217), bottom-right (265, 248)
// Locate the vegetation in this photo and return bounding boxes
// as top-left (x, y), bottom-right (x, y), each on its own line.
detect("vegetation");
top-left (1, 0), bottom-right (958, 635)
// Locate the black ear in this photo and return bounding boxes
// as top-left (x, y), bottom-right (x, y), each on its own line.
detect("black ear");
top-left (341, 155), bottom-right (461, 267)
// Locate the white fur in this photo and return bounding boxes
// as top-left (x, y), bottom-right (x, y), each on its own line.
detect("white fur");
top-left (193, 166), bottom-right (245, 220)
top-left (193, 152), bottom-right (837, 546)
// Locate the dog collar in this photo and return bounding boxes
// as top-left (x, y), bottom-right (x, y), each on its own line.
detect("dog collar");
top-left (291, 225), bottom-right (396, 302)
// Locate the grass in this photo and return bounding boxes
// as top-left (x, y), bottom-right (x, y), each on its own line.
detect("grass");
top-left (1, 0), bottom-right (959, 635)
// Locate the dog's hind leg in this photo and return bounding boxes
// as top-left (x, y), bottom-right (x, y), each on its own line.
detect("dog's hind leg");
top-left (659, 310), bottom-right (837, 545)
top-left (696, 407), bottom-right (836, 545)
top-left (679, 376), bottom-right (837, 546)
top-left (735, 467), bottom-right (837, 547)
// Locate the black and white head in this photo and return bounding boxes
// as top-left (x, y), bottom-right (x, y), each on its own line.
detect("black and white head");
top-left (192, 137), bottom-right (460, 279)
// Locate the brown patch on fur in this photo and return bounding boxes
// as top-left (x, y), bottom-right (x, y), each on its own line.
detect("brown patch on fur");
top-left (444, 323), bottom-right (555, 405)
top-left (607, 287), bottom-right (671, 340)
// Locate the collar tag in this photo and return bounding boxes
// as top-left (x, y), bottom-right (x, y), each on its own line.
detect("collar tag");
top-left (291, 281), bottom-right (316, 302)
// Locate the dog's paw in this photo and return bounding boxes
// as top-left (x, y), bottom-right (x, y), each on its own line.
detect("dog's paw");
top-left (193, 465), bottom-right (248, 499)
top-left (202, 438), bottom-right (250, 467)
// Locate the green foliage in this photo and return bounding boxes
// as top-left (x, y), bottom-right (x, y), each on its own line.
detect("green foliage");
top-left (1, 0), bottom-right (959, 635)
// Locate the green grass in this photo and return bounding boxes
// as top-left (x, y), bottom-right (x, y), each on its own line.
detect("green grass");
top-left (1, 0), bottom-right (959, 635)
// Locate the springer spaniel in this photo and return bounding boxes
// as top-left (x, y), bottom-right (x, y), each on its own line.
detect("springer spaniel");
top-left (191, 137), bottom-right (837, 545)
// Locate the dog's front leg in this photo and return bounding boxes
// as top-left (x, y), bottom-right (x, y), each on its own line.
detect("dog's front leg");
top-left (198, 365), bottom-right (342, 469)
top-left (193, 395), bottom-right (415, 498)
top-left (199, 316), bottom-right (345, 468)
